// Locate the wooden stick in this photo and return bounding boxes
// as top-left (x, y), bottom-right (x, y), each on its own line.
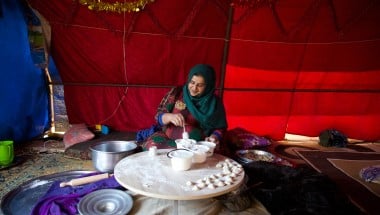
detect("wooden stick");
top-left (182, 124), bottom-right (189, 139)
top-left (60, 173), bottom-right (112, 187)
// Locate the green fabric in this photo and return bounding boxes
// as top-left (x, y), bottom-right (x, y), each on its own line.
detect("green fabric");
top-left (182, 64), bottom-right (227, 135)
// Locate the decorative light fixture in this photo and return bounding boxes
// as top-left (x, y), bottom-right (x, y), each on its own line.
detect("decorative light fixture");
top-left (79, 0), bottom-right (155, 13)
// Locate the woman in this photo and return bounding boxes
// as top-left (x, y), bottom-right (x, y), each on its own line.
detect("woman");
top-left (143, 64), bottom-right (228, 150)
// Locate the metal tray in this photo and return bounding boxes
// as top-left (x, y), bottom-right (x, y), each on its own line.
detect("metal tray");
top-left (1, 170), bottom-right (94, 215)
top-left (235, 149), bottom-right (293, 167)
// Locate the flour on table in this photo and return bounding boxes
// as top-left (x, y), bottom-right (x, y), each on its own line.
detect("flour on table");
top-left (185, 159), bottom-right (243, 191)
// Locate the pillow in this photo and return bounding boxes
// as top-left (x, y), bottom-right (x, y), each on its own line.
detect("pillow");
top-left (225, 127), bottom-right (271, 151)
top-left (63, 123), bottom-right (95, 148)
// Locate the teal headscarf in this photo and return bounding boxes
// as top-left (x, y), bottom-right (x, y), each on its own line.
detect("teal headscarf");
top-left (183, 64), bottom-right (227, 136)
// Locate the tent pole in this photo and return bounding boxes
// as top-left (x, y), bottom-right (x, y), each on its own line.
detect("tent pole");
top-left (44, 67), bottom-right (56, 136)
top-left (219, 4), bottom-right (234, 99)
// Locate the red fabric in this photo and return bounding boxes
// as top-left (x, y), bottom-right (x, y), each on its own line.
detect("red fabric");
top-left (29, 0), bottom-right (228, 131)
top-left (29, 0), bottom-right (380, 141)
top-left (226, 0), bottom-right (380, 141)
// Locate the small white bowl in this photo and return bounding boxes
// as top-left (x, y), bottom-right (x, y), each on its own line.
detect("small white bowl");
top-left (167, 149), bottom-right (194, 171)
top-left (197, 141), bottom-right (216, 157)
top-left (175, 139), bottom-right (196, 149)
top-left (188, 145), bottom-right (209, 163)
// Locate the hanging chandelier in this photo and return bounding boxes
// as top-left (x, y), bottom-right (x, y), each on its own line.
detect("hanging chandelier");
top-left (79, 0), bottom-right (155, 13)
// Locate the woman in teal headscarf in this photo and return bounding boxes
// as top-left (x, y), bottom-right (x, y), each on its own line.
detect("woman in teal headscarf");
top-left (142, 64), bottom-right (228, 150)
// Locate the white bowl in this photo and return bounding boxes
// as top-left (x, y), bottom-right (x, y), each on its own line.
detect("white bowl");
top-left (175, 139), bottom-right (196, 149)
top-left (167, 149), bottom-right (194, 171)
top-left (188, 145), bottom-right (209, 163)
top-left (197, 141), bottom-right (216, 157)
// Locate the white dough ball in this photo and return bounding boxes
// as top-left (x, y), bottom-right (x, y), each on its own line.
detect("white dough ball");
top-left (208, 184), bottom-right (216, 189)
top-left (197, 182), bottom-right (206, 188)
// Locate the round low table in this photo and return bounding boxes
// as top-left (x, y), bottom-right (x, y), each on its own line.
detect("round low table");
top-left (114, 149), bottom-right (245, 201)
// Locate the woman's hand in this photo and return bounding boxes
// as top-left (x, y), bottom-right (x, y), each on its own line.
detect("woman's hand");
top-left (162, 113), bottom-right (185, 127)
top-left (205, 134), bottom-right (219, 145)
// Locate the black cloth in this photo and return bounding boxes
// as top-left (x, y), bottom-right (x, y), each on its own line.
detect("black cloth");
top-left (242, 162), bottom-right (364, 215)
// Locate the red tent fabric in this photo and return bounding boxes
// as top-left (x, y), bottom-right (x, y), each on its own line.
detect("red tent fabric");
top-left (226, 0), bottom-right (380, 140)
top-left (28, 0), bottom-right (229, 131)
top-left (28, 0), bottom-right (380, 141)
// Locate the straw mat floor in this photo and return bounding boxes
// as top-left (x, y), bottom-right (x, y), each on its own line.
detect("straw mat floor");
top-left (0, 141), bottom-right (94, 199)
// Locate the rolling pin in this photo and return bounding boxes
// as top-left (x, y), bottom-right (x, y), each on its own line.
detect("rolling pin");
top-left (60, 173), bottom-right (112, 187)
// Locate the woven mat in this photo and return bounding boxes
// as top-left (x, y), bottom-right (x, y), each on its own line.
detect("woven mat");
top-left (295, 150), bottom-right (380, 215)
top-left (0, 153), bottom-right (94, 200)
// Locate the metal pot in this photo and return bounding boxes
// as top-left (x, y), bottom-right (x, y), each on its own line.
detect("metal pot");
top-left (90, 141), bottom-right (137, 173)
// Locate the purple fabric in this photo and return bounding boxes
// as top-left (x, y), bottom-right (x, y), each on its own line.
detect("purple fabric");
top-left (226, 127), bottom-right (272, 150)
top-left (31, 173), bottom-right (123, 215)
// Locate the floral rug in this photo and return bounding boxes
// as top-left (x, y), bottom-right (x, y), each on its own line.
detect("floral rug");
top-left (0, 152), bottom-right (94, 200)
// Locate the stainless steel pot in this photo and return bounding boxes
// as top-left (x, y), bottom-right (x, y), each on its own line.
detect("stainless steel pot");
top-left (90, 141), bottom-right (137, 173)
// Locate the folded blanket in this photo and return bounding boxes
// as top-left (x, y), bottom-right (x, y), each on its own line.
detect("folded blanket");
top-left (31, 173), bottom-right (123, 215)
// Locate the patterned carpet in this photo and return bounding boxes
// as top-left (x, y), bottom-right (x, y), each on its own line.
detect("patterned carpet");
top-left (295, 149), bottom-right (380, 215)
top-left (0, 151), bottom-right (94, 200)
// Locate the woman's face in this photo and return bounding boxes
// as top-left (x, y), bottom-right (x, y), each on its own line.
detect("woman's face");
top-left (188, 75), bottom-right (206, 97)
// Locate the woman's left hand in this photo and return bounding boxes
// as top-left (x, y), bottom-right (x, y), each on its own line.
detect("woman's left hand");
top-left (205, 134), bottom-right (219, 144)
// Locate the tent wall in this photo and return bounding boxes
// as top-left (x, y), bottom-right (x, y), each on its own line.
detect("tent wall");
top-left (226, 0), bottom-right (380, 140)
top-left (28, 0), bottom-right (229, 132)
top-left (28, 0), bottom-right (380, 141)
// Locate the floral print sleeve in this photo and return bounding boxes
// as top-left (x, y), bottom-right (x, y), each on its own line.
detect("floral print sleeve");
top-left (154, 86), bottom-right (182, 124)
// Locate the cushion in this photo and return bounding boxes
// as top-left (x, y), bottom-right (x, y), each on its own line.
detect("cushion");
top-left (63, 124), bottom-right (95, 148)
top-left (225, 127), bottom-right (271, 151)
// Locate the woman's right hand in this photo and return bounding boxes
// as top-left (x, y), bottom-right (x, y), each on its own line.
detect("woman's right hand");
top-left (162, 113), bottom-right (185, 127)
